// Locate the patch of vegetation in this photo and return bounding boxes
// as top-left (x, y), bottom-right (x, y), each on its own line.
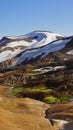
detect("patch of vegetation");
top-left (24, 86), bottom-right (52, 92)
top-left (4, 61), bottom-right (72, 105)
top-left (44, 96), bottom-right (60, 104)
top-left (12, 87), bottom-right (24, 95)
top-left (43, 95), bottom-right (72, 104)
top-left (12, 85), bottom-right (52, 96)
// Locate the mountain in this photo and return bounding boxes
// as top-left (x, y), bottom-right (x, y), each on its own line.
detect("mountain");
top-left (0, 30), bottom-right (73, 69)
top-left (0, 31), bottom-right (73, 130)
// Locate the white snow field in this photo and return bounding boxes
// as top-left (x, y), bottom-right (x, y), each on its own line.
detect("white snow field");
top-left (0, 31), bottom-right (72, 66)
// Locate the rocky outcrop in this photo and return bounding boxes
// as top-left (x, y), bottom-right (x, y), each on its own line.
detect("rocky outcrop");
top-left (45, 103), bottom-right (73, 130)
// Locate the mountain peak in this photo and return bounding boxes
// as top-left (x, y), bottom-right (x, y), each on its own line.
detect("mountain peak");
top-left (0, 30), bottom-right (72, 69)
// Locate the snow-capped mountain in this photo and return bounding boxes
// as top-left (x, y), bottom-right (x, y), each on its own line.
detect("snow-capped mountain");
top-left (0, 30), bottom-right (73, 69)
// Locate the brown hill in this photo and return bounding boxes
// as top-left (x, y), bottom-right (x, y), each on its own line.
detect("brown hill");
top-left (0, 86), bottom-right (73, 130)
top-left (0, 86), bottom-right (55, 130)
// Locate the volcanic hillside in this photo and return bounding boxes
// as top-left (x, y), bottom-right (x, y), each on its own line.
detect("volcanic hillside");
top-left (0, 30), bottom-right (73, 69)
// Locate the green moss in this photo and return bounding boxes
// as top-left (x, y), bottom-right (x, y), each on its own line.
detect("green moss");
top-left (24, 86), bottom-right (52, 92)
top-left (44, 96), bottom-right (60, 104)
top-left (44, 96), bottom-right (71, 104)
top-left (12, 87), bottom-right (24, 95)
top-left (12, 85), bottom-right (52, 96)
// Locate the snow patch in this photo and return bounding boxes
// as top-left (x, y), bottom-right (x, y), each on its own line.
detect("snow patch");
top-left (66, 50), bottom-right (73, 55)
top-left (0, 49), bottom-right (22, 62)
top-left (53, 66), bottom-right (66, 71)
top-left (13, 38), bottom-right (71, 65)
top-left (33, 66), bottom-right (66, 73)
top-left (5, 40), bottom-right (34, 48)
top-left (53, 119), bottom-right (68, 130)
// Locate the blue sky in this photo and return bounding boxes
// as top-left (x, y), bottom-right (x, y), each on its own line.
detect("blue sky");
top-left (0, 0), bottom-right (73, 38)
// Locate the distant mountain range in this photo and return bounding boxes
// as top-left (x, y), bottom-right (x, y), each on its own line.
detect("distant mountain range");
top-left (0, 30), bottom-right (73, 69)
